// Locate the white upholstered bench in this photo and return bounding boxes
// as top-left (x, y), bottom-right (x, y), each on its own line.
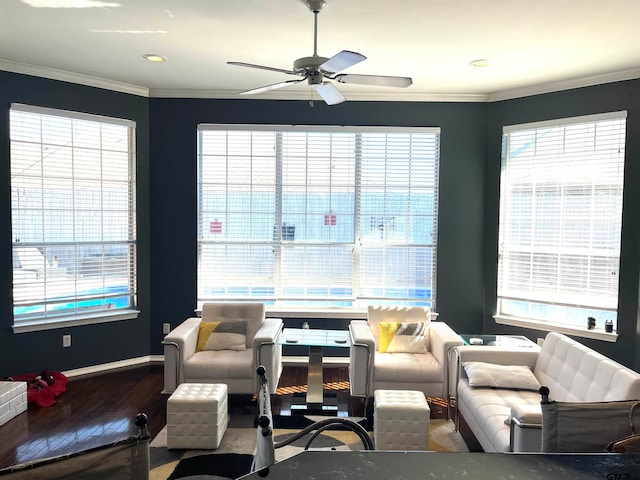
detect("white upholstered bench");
top-left (374, 389), bottom-right (430, 451)
top-left (0, 381), bottom-right (28, 427)
top-left (167, 383), bottom-right (229, 449)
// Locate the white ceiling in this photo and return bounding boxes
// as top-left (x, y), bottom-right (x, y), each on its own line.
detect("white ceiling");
top-left (2, 0), bottom-right (640, 102)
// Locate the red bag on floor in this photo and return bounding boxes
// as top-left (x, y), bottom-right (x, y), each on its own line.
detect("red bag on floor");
top-left (10, 370), bottom-right (68, 407)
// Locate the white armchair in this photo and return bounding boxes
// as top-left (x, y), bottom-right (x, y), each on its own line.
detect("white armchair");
top-left (162, 302), bottom-right (283, 395)
top-left (349, 306), bottom-right (462, 400)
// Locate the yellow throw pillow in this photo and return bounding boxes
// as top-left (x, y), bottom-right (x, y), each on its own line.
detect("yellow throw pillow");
top-left (196, 321), bottom-right (247, 352)
top-left (378, 322), bottom-right (399, 353)
top-left (378, 321), bottom-right (428, 354)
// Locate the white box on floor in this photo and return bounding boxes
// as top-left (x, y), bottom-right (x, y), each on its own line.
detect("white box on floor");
top-left (167, 383), bottom-right (228, 449)
top-left (0, 381), bottom-right (28, 427)
top-left (374, 389), bottom-right (430, 451)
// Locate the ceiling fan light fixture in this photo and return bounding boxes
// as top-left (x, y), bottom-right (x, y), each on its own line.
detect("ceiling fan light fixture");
top-left (143, 54), bottom-right (167, 63)
top-left (469, 59), bottom-right (490, 68)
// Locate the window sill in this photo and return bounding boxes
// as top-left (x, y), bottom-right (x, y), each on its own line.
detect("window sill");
top-left (195, 306), bottom-right (439, 321)
top-left (13, 309), bottom-right (140, 334)
top-left (194, 307), bottom-right (369, 320)
top-left (266, 307), bottom-right (369, 319)
top-left (494, 315), bottom-right (618, 343)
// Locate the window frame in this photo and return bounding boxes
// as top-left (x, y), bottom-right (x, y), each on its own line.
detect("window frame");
top-left (10, 103), bottom-right (139, 333)
top-left (495, 111), bottom-right (627, 342)
top-left (196, 124), bottom-right (441, 314)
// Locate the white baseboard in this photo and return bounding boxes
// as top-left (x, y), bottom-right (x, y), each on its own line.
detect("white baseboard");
top-left (62, 354), bottom-right (345, 379)
top-left (63, 355), bottom-right (164, 379)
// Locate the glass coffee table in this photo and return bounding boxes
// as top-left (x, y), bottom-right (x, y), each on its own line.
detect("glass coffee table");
top-left (279, 328), bottom-right (350, 413)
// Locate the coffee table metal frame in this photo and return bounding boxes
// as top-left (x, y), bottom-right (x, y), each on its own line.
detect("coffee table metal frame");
top-left (279, 328), bottom-right (350, 412)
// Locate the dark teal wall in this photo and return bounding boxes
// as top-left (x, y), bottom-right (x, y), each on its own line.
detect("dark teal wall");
top-left (484, 79), bottom-right (640, 369)
top-left (147, 99), bottom-right (488, 349)
top-left (1, 69), bottom-right (639, 374)
top-left (0, 71), bottom-right (151, 375)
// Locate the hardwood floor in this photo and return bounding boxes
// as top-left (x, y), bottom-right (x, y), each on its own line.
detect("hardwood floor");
top-left (0, 365), bottom-right (168, 470)
top-left (0, 363), bottom-right (471, 470)
top-left (0, 364), bottom-right (354, 469)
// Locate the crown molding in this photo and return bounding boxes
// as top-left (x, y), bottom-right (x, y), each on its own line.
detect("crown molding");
top-left (148, 88), bottom-right (488, 103)
top-left (487, 68), bottom-right (640, 102)
top-left (0, 59), bottom-right (149, 97)
top-left (2, 58), bottom-right (639, 103)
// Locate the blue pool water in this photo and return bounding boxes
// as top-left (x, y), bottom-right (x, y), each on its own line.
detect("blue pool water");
top-left (14, 286), bottom-right (130, 316)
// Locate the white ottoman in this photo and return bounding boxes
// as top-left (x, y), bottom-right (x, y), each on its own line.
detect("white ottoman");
top-left (0, 381), bottom-right (28, 427)
top-left (374, 389), bottom-right (430, 451)
top-left (167, 383), bottom-right (229, 449)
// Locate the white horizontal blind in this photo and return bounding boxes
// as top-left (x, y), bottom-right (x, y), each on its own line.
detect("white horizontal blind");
top-left (198, 129), bottom-right (277, 299)
top-left (10, 104), bottom-right (137, 323)
top-left (497, 112), bottom-right (626, 329)
top-left (359, 132), bottom-right (439, 304)
top-left (279, 131), bottom-right (356, 304)
top-left (198, 125), bottom-right (440, 309)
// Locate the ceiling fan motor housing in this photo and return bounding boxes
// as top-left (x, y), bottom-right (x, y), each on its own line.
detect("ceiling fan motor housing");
top-left (294, 56), bottom-right (330, 77)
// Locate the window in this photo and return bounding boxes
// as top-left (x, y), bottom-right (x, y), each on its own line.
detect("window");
top-left (497, 112), bottom-right (626, 334)
top-left (197, 125), bottom-right (440, 310)
top-left (10, 104), bottom-right (137, 331)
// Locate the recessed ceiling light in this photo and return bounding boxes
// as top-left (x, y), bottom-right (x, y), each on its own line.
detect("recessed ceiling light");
top-left (469, 59), bottom-right (490, 68)
top-left (143, 54), bottom-right (167, 63)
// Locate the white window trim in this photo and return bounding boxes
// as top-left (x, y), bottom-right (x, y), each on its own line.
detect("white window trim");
top-left (13, 309), bottom-right (140, 334)
top-left (497, 110), bottom-right (626, 341)
top-left (197, 123), bottom-right (440, 310)
top-left (503, 110), bottom-right (626, 133)
top-left (10, 103), bottom-right (138, 331)
top-left (12, 103), bottom-right (135, 128)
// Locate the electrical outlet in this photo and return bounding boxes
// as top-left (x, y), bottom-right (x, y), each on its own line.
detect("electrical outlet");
top-left (537, 337), bottom-right (544, 347)
top-left (163, 323), bottom-right (171, 334)
top-left (63, 334), bottom-right (72, 348)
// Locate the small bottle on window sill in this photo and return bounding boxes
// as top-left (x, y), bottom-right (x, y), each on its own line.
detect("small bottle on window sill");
top-left (605, 319), bottom-right (614, 333)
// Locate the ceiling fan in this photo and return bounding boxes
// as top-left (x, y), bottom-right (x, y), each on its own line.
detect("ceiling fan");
top-left (227, 0), bottom-right (413, 106)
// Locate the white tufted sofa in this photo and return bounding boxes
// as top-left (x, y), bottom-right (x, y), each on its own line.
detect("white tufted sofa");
top-left (456, 332), bottom-right (640, 453)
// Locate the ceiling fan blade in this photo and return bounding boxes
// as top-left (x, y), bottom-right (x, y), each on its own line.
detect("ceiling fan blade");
top-left (334, 74), bottom-right (413, 88)
top-left (227, 61), bottom-right (297, 76)
top-left (319, 50), bottom-right (366, 74)
top-left (240, 78), bottom-right (305, 95)
top-left (312, 82), bottom-right (346, 106)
